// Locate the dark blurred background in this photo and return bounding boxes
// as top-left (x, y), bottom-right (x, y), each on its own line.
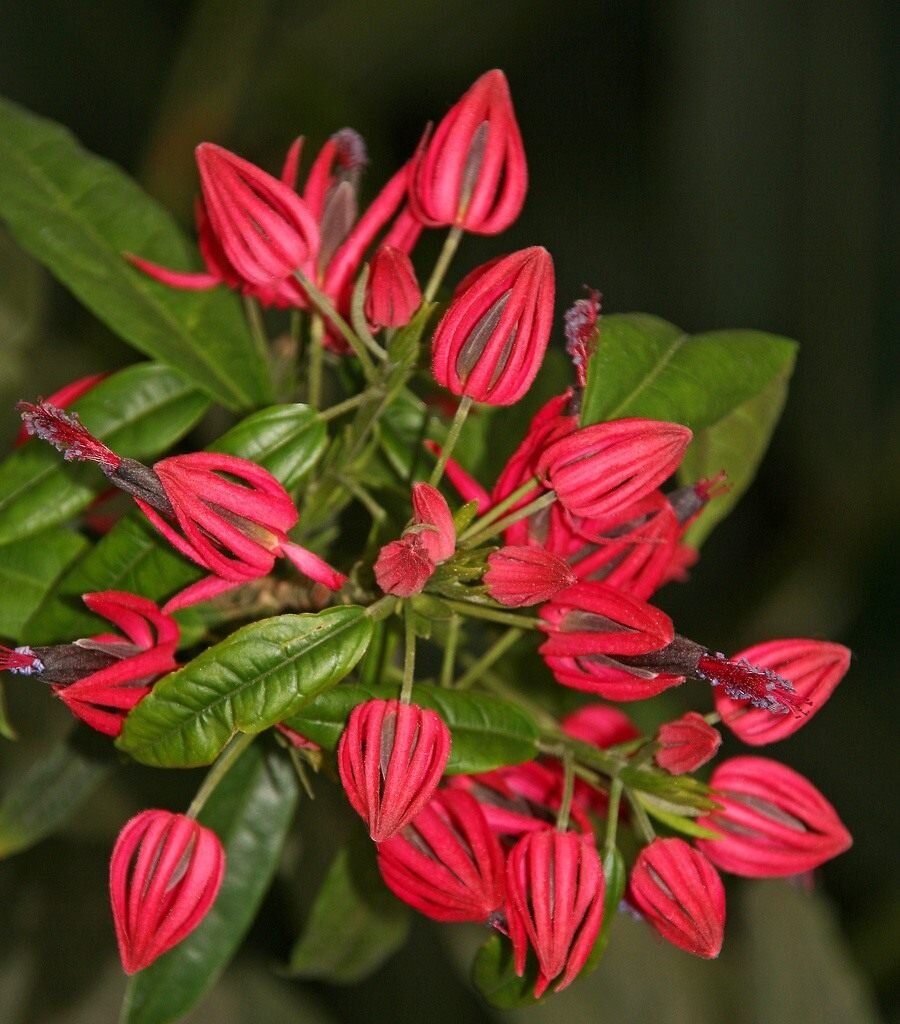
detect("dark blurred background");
top-left (0, 1), bottom-right (897, 1022)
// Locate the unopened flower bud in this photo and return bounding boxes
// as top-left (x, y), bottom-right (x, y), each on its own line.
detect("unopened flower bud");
top-left (484, 545), bottom-right (576, 606)
top-left (655, 711), bottom-right (721, 774)
top-left (410, 69), bottom-right (527, 235)
top-left (365, 245), bottom-right (421, 328)
top-left (431, 247), bottom-right (554, 406)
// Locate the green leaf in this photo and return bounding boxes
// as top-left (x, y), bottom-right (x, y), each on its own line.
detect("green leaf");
top-left (678, 366), bottom-right (793, 545)
top-left (287, 832), bottom-right (410, 983)
top-left (118, 608), bottom-right (373, 767)
top-left (210, 404), bottom-right (327, 489)
top-left (0, 733), bottom-right (113, 858)
top-left (0, 682), bottom-right (14, 740)
top-left (0, 97), bottom-right (272, 410)
top-left (583, 846), bottom-right (626, 975)
top-left (0, 527), bottom-right (87, 640)
top-left (121, 743), bottom-right (299, 1024)
top-left (472, 933), bottom-right (539, 1009)
top-left (284, 682), bottom-right (540, 775)
top-left (0, 362), bottom-right (209, 546)
top-left (581, 314), bottom-right (797, 543)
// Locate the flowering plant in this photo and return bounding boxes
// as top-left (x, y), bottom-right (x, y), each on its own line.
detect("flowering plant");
top-left (0, 70), bottom-right (851, 1020)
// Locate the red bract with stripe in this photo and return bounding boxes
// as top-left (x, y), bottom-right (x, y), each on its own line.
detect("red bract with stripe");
top-left (410, 69), bottom-right (527, 235)
top-left (376, 789), bottom-right (505, 923)
top-left (506, 830), bottom-right (604, 997)
top-left (714, 639), bottom-right (851, 744)
top-left (337, 700), bottom-right (451, 842)
top-left (536, 419), bottom-right (692, 521)
top-left (695, 756), bottom-right (852, 877)
top-left (629, 838), bottom-right (725, 958)
top-left (110, 810), bottom-right (225, 974)
top-left (431, 247), bottom-right (555, 406)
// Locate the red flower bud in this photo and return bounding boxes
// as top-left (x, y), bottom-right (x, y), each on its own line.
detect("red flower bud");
top-left (484, 545), bottom-right (576, 606)
top-left (410, 483), bottom-right (456, 563)
top-left (364, 245), bottom-right (421, 328)
top-left (373, 534), bottom-right (435, 597)
top-left (655, 711), bottom-right (721, 774)
top-left (377, 789), bottom-right (505, 922)
top-left (536, 419), bottom-right (692, 521)
top-left (506, 830), bottom-right (605, 997)
top-left (696, 756), bottom-right (852, 877)
top-left (714, 639), bottom-right (851, 745)
top-left (195, 143), bottom-right (319, 287)
top-left (337, 700), bottom-right (451, 842)
top-left (629, 838), bottom-right (725, 958)
top-left (539, 582), bottom-right (678, 700)
top-left (110, 810), bottom-right (225, 974)
top-left (410, 69), bottom-right (527, 234)
top-left (431, 247), bottom-right (555, 406)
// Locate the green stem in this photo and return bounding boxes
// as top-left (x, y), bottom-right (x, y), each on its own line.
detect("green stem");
top-left (366, 595), bottom-right (399, 621)
top-left (242, 295), bottom-right (270, 365)
top-left (423, 226), bottom-right (464, 303)
top-left (440, 614), bottom-right (460, 688)
top-left (337, 474), bottom-right (386, 524)
top-left (318, 391), bottom-right (369, 421)
top-left (477, 671), bottom-right (559, 731)
top-left (429, 394), bottom-right (473, 487)
top-left (186, 731), bottom-right (256, 819)
top-left (349, 264), bottom-right (388, 360)
top-left (556, 749), bottom-right (575, 832)
top-left (441, 598), bottom-right (542, 630)
top-left (604, 777), bottom-right (624, 855)
top-left (454, 626), bottom-right (523, 690)
top-left (628, 790), bottom-right (657, 844)
top-left (307, 314), bottom-right (325, 409)
top-left (461, 490), bottom-right (558, 549)
top-left (294, 270), bottom-right (376, 378)
top-left (400, 602), bottom-right (416, 704)
top-left (458, 476), bottom-right (540, 541)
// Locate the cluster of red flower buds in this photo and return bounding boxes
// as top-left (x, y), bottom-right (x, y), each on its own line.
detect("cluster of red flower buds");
top-left (2, 68), bottom-right (854, 992)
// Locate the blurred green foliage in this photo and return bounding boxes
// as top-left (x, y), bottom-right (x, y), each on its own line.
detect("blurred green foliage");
top-left (0, 1), bottom-right (896, 1021)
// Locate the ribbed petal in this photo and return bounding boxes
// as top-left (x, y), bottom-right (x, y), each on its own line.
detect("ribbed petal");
top-left (715, 639), bottom-right (851, 745)
top-left (337, 700), bottom-right (451, 842)
top-left (410, 483), bottom-right (456, 563)
top-left (110, 810), bottom-right (225, 974)
top-left (696, 756), bottom-right (852, 877)
top-left (655, 712), bottom-right (721, 774)
top-left (485, 546), bottom-right (576, 606)
top-left (629, 838), bottom-right (725, 957)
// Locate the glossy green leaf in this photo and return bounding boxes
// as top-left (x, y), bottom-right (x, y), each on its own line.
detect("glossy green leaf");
top-left (0, 363), bottom-right (209, 546)
top-left (678, 366), bottom-right (793, 544)
top-left (581, 314), bottom-right (797, 543)
top-left (0, 733), bottom-right (113, 858)
top-left (210, 404), bottom-right (327, 489)
top-left (287, 832), bottom-right (410, 983)
top-left (121, 743), bottom-right (299, 1024)
top-left (118, 608), bottom-right (373, 767)
top-left (472, 933), bottom-right (539, 1009)
top-left (0, 527), bottom-right (87, 640)
top-left (0, 97), bottom-right (272, 410)
top-left (284, 681), bottom-right (540, 775)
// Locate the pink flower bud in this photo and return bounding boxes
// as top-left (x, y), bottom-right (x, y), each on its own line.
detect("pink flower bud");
top-left (696, 756), bottom-right (852, 877)
top-left (377, 789), bottom-right (505, 922)
top-left (655, 711), bottom-right (721, 774)
top-left (337, 700), bottom-right (451, 842)
top-left (373, 534), bottom-right (435, 597)
top-left (410, 483), bottom-right (455, 563)
top-left (2, 591), bottom-right (179, 737)
top-left (410, 69), bottom-right (527, 235)
top-left (714, 639), bottom-right (851, 745)
top-left (536, 419), bottom-right (693, 521)
top-left (110, 810), bottom-right (225, 974)
top-left (431, 247), bottom-right (555, 406)
top-left (629, 838), bottom-right (725, 958)
top-left (195, 143), bottom-right (319, 287)
top-left (364, 245), bottom-right (421, 328)
top-left (539, 582), bottom-right (680, 701)
top-left (506, 830), bottom-right (605, 997)
top-left (484, 545), bottom-right (576, 606)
